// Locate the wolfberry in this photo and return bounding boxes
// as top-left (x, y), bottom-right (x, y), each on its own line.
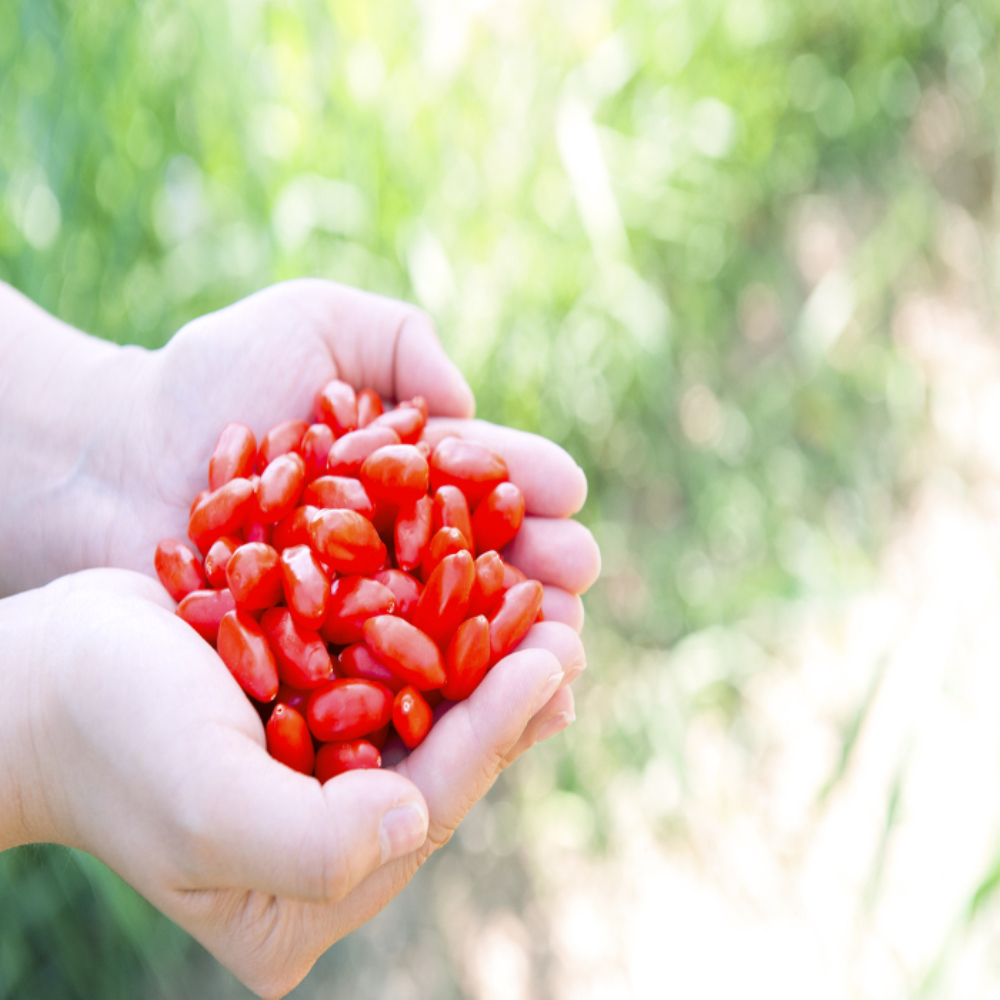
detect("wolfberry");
top-left (306, 678), bottom-right (394, 741)
top-left (315, 379), bottom-right (358, 437)
top-left (154, 538), bottom-right (206, 602)
top-left (429, 437), bottom-right (508, 508)
top-left (320, 576), bottom-right (396, 645)
top-left (362, 615), bottom-right (446, 691)
top-left (314, 739), bottom-right (381, 782)
top-left (472, 482), bottom-right (525, 554)
top-left (279, 544), bottom-right (330, 628)
top-left (217, 609), bottom-right (280, 701)
top-left (209, 423), bottom-right (257, 492)
top-left (393, 686), bottom-right (433, 749)
top-left (441, 616), bottom-right (491, 701)
top-left (260, 607), bottom-right (333, 690)
top-left (258, 418), bottom-right (309, 471)
top-left (266, 704), bottom-right (315, 775)
top-left (226, 542), bottom-right (283, 610)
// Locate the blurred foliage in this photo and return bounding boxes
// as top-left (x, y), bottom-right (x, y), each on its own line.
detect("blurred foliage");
top-left (2, 0), bottom-right (997, 994)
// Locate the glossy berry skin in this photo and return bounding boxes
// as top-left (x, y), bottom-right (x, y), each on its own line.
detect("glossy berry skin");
top-left (393, 686), bottom-right (433, 750)
top-left (315, 379), bottom-right (358, 437)
top-left (357, 388), bottom-right (383, 428)
top-left (304, 476), bottom-right (375, 520)
top-left (360, 445), bottom-right (429, 507)
top-left (154, 539), bottom-right (206, 602)
top-left (272, 505), bottom-right (318, 552)
top-left (339, 642), bottom-right (405, 694)
top-left (308, 508), bottom-right (387, 576)
top-left (373, 569), bottom-right (423, 621)
top-left (300, 423), bottom-right (336, 482)
top-left (362, 615), bottom-right (446, 691)
top-left (266, 704), bottom-right (315, 775)
top-left (260, 607), bottom-right (333, 690)
top-left (306, 678), bottom-right (394, 741)
top-left (279, 544), bottom-right (330, 628)
top-left (327, 426), bottom-right (401, 476)
top-left (217, 609), bottom-right (280, 702)
top-left (175, 588), bottom-right (236, 644)
top-left (314, 740), bottom-right (381, 782)
top-left (421, 527), bottom-right (471, 582)
top-left (488, 580), bottom-right (544, 665)
top-left (411, 550), bottom-right (475, 649)
top-left (395, 495), bottom-right (433, 573)
top-left (472, 482), bottom-right (526, 554)
top-left (441, 616), bottom-right (491, 701)
top-left (209, 423), bottom-right (257, 492)
top-left (433, 485), bottom-right (473, 549)
top-left (226, 542), bottom-right (283, 610)
top-left (204, 535), bottom-right (241, 590)
top-left (188, 478), bottom-right (255, 553)
top-left (372, 406), bottom-right (425, 444)
top-left (256, 452), bottom-right (306, 523)
top-left (429, 437), bottom-right (509, 508)
top-left (258, 418), bottom-right (309, 471)
top-left (468, 551), bottom-right (505, 618)
top-left (320, 577), bottom-right (397, 646)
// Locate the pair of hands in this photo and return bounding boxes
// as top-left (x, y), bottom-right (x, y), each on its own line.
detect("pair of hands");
top-left (0, 280), bottom-right (599, 998)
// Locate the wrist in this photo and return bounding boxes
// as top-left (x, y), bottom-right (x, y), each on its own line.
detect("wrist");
top-left (0, 283), bottom-right (152, 595)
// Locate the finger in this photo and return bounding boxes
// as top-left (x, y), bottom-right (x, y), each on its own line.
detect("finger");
top-left (503, 686), bottom-right (576, 766)
top-left (541, 586), bottom-right (586, 633)
top-left (516, 621), bottom-right (587, 685)
top-left (394, 648), bottom-right (564, 846)
top-left (502, 517), bottom-right (601, 593)
top-left (184, 739), bottom-right (429, 903)
top-left (425, 418), bottom-right (587, 517)
top-left (295, 280), bottom-right (475, 416)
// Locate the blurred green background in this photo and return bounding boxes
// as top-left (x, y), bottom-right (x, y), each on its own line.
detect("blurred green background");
top-left (2, 0), bottom-right (996, 995)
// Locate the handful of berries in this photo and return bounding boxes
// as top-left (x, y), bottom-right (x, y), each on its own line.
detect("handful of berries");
top-left (155, 380), bottom-right (542, 782)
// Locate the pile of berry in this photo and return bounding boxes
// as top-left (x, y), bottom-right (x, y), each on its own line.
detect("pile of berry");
top-left (155, 381), bottom-right (541, 782)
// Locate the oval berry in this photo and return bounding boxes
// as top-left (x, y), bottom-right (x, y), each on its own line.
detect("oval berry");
top-left (217, 609), bottom-right (279, 702)
top-left (256, 452), bottom-right (306, 523)
top-left (279, 544), bottom-right (330, 628)
top-left (204, 535), bottom-right (241, 590)
top-left (306, 678), bottom-right (393, 741)
top-left (360, 444), bottom-right (429, 507)
top-left (308, 508), bottom-right (387, 576)
top-left (393, 686), bottom-right (433, 750)
top-left (154, 538), bottom-right (206, 602)
top-left (433, 485), bottom-right (473, 549)
top-left (226, 542), bottom-right (283, 610)
top-left (258, 418), bottom-right (309, 471)
top-left (362, 616), bottom-right (446, 691)
top-left (266, 704), bottom-right (315, 775)
top-left (314, 739), bottom-right (381, 782)
top-left (209, 423), bottom-right (257, 492)
top-left (188, 478), bottom-right (255, 554)
top-left (488, 580), bottom-right (544, 665)
top-left (421, 526), bottom-right (471, 582)
top-left (339, 642), bottom-right (405, 694)
top-left (441, 615), bottom-right (491, 701)
top-left (300, 422), bottom-right (336, 482)
top-left (472, 482), bottom-right (525, 554)
top-left (411, 550), bottom-right (475, 649)
top-left (468, 550), bottom-right (505, 618)
top-left (175, 588), bottom-right (236, 644)
top-left (314, 379), bottom-right (358, 437)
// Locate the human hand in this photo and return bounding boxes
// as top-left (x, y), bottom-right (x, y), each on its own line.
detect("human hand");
top-left (98, 278), bottom-right (601, 629)
top-left (2, 568), bottom-right (587, 998)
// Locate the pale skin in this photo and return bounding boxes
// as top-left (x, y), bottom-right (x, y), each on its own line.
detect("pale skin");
top-left (0, 279), bottom-right (601, 998)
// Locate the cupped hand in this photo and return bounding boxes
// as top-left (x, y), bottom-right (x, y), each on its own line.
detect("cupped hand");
top-left (102, 279), bottom-right (601, 628)
top-left (15, 569), bottom-right (586, 998)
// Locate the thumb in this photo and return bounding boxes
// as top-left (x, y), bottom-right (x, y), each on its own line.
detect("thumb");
top-left (185, 740), bottom-right (429, 903)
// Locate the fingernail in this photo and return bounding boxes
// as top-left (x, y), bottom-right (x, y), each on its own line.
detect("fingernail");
top-left (379, 803), bottom-right (428, 864)
top-left (534, 711), bottom-right (575, 744)
top-left (563, 658), bottom-right (588, 684)
top-left (531, 670), bottom-right (564, 715)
